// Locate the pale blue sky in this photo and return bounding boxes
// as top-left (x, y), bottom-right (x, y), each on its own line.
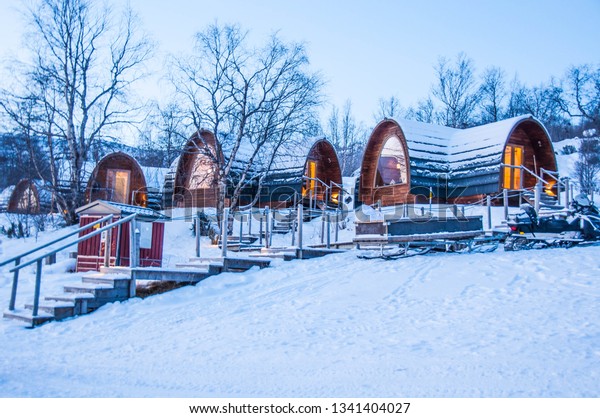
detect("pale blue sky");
top-left (1, 0), bottom-right (599, 125)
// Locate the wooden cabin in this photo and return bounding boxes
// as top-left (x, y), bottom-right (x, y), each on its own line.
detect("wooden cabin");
top-left (170, 130), bottom-right (221, 208)
top-left (258, 138), bottom-right (343, 209)
top-left (75, 200), bottom-right (168, 272)
top-left (7, 179), bottom-right (52, 214)
top-left (168, 131), bottom-right (343, 210)
top-left (358, 115), bottom-right (558, 206)
top-left (86, 152), bottom-right (149, 207)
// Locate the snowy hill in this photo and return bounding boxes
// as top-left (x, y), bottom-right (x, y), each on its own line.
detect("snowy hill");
top-left (1, 214), bottom-right (599, 397)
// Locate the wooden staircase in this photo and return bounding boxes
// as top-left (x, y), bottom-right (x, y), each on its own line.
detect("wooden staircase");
top-left (3, 268), bottom-right (134, 327)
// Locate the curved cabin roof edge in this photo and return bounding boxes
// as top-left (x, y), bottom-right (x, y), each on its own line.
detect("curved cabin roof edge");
top-left (7, 178), bottom-right (51, 214)
top-left (359, 115), bottom-right (557, 206)
top-left (86, 151), bottom-right (148, 207)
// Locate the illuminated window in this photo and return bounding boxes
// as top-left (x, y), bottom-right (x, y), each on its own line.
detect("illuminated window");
top-left (107, 169), bottom-right (131, 203)
top-left (376, 136), bottom-right (407, 186)
top-left (503, 145), bottom-right (524, 189)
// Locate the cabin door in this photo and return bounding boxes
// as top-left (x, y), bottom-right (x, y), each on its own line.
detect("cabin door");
top-left (503, 145), bottom-right (524, 190)
top-left (304, 160), bottom-right (317, 196)
top-left (107, 169), bottom-right (131, 204)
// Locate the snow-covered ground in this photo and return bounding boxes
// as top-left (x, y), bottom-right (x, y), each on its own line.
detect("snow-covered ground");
top-left (1, 204), bottom-right (599, 398)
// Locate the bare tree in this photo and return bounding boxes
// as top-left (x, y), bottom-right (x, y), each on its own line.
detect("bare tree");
top-left (574, 137), bottom-right (600, 196)
top-left (407, 97), bottom-right (436, 124)
top-left (0, 0), bottom-right (152, 224)
top-left (431, 53), bottom-right (480, 128)
top-left (479, 66), bottom-right (506, 123)
top-left (169, 23), bottom-right (323, 218)
top-left (137, 101), bottom-right (190, 167)
top-left (374, 95), bottom-right (406, 121)
top-left (326, 100), bottom-right (365, 176)
top-left (561, 64), bottom-right (600, 130)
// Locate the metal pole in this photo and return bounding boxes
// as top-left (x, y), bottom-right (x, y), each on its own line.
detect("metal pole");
top-left (320, 211), bottom-right (325, 244)
top-left (265, 206), bottom-right (270, 249)
top-left (239, 212), bottom-right (243, 245)
top-left (129, 217), bottom-right (138, 268)
top-left (259, 213), bottom-right (263, 246)
top-left (298, 204), bottom-right (303, 258)
top-left (534, 181), bottom-right (542, 213)
top-left (8, 257), bottom-right (20, 311)
top-left (221, 207), bottom-right (229, 258)
top-left (429, 187), bottom-right (433, 216)
top-left (503, 188), bottom-right (509, 221)
top-left (32, 259), bottom-right (42, 317)
top-left (115, 224), bottom-right (122, 266)
top-left (486, 195), bottom-right (492, 230)
top-left (103, 219), bottom-right (113, 268)
top-left (248, 209), bottom-right (252, 236)
top-left (326, 213), bottom-right (331, 249)
top-left (195, 211), bottom-right (201, 258)
top-left (335, 208), bottom-right (339, 243)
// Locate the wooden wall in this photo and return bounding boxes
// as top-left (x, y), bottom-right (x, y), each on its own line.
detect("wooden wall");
top-left (504, 120), bottom-right (557, 190)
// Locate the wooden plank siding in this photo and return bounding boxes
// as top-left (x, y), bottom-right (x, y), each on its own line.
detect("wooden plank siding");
top-left (85, 152), bottom-right (148, 207)
top-left (76, 214), bottom-right (165, 272)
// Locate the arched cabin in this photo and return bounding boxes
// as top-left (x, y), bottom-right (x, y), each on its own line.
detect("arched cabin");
top-left (358, 115), bottom-right (557, 206)
top-left (7, 179), bottom-right (52, 214)
top-left (258, 138), bottom-right (343, 209)
top-left (170, 130), bottom-right (222, 208)
top-left (85, 152), bottom-right (148, 207)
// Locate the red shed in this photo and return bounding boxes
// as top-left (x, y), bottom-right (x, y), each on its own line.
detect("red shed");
top-left (75, 200), bottom-right (169, 272)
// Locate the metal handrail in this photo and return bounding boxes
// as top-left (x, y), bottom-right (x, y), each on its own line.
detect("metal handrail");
top-left (7, 213), bottom-right (137, 317)
top-left (0, 214), bottom-right (114, 268)
top-left (10, 214), bottom-right (136, 273)
top-left (501, 163), bottom-right (550, 186)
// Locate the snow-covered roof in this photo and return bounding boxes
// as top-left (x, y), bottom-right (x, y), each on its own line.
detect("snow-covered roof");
top-left (76, 200), bottom-right (169, 222)
top-left (390, 114), bottom-right (554, 191)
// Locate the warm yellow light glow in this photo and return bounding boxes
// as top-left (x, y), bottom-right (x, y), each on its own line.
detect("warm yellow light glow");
top-left (544, 180), bottom-right (557, 197)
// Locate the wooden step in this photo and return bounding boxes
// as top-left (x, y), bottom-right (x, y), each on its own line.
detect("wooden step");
top-left (131, 267), bottom-right (214, 283)
top-left (45, 293), bottom-right (95, 315)
top-left (81, 273), bottom-right (132, 288)
top-left (63, 283), bottom-right (129, 308)
top-left (3, 309), bottom-right (54, 327)
top-left (24, 301), bottom-right (75, 321)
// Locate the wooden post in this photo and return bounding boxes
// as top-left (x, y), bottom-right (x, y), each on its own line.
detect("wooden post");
top-left (8, 257), bottom-right (20, 311)
top-left (195, 211), bottom-right (201, 258)
top-left (534, 181), bottom-right (542, 213)
top-left (298, 204), bottom-right (303, 259)
top-left (565, 178), bottom-right (570, 207)
top-left (503, 188), bottom-right (509, 221)
top-left (221, 207), bottom-right (229, 258)
top-left (486, 195), bottom-right (492, 230)
top-left (264, 206), bottom-right (270, 249)
top-left (32, 259), bottom-right (42, 317)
